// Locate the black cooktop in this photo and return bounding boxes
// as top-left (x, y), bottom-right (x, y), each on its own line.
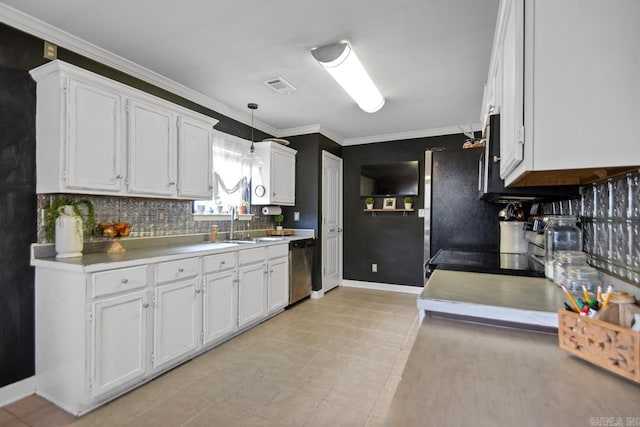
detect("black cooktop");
top-left (426, 249), bottom-right (545, 278)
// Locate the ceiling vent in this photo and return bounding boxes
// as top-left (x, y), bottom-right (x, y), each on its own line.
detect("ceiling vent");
top-left (263, 77), bottom-right (297, 94)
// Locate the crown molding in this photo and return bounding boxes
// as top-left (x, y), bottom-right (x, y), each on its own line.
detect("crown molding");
top-left (341, 123), bottom-right (483, 146)
top-left (0, 3), bottom-right (278, 136)
top-left (276, 124), bottom-right (344, 145)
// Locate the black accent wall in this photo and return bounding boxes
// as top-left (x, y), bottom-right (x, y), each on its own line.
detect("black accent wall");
top-left (281, 134), bottom-right (342, 291)
top-left (343, 135), bottom-right (501, 287)
top-left (0, 66), bottom-right (37, 387)
top-left (0, 23), bottom-right (274, 388)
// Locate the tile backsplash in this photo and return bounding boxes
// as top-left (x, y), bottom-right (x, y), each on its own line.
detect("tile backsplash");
top-left (37, 194), bottom-right (276, 243)
top-left (545, 171), bottom-right (640, 286)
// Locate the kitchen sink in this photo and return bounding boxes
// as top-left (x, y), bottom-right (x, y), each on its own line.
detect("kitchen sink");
top-left (224, 236), bottom-right (286, 244)
top-left (224, 239), bottom-right (258, 244)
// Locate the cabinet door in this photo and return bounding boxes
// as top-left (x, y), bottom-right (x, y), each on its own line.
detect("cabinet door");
top-left (178, 116), bottom-right (213, 198)
top-left (238, 263), bottom-right (267, 329)
top-left (202, 270), bottom-right (237, 346)
top-left (66, 78), bottom-right (123, 191)
top-left (91, 290), bottom-right (148, 398)
top-left (271, 149), bottom-right (296, 205)
top-left (499, 0), bottom-right (525, 179)
top-left (128, 99), bottom-right (177, 196)
top-left (153, 279), bottom-right (199, 370)
top-left (268, 257), bottom-right (289, 314)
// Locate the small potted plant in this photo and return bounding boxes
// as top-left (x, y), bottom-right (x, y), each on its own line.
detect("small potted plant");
top-left (215, 199), bottom-right (223, 214)
top-left (44, 196), bottom-right (95, 257)
top-left (237, 200), bottom-right (249, 214)
top-left (275, 214), bottom-right (284, 231)
top-left (365, 197), bottom-right (375, 210)
top-left (404, 196), bottom-right (414, 210)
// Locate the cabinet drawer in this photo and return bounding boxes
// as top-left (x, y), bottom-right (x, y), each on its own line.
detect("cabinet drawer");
top-left (156, 258), bottom-right (199, 284)
top-left (267, 244), bottom-right (288, 259)
top-left (238, 247), bottom-right (266, 265)
top-left (92, 266), bottom-right (147, 298)
top-left (203, 252), bottom-right (237, 274)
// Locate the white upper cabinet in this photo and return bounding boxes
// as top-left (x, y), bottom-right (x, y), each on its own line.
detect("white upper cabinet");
top-left (178, 114), bottom-right (214, 199)
top-left (251, 141), bottom-right (297, 206)
top-left (66, 79), bottom-right (124, 191)
top-left (486, 0), bottom-right (640, 187)
top-left (127, 98), bottom-right (177, 196)
top-left (30, 60), bottom-right (217, 199)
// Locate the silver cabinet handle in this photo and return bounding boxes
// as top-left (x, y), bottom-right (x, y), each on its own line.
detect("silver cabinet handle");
top-left (142, 303), bottom-right (149, 308)
top-left (178, 268), bottom-right (184, 273)
top-left (121, 279), bottom-right (128, 284)
top-left (220, 261), bottom-right (226, 265)
top-left (169, 181), bottom-right (176, 186)
top-left (115, 174), bottom-right (123, 179)
top-left (337, 228), bottom-right (343, 233)
top-left (493, 156), bottom-right (501, 163)
top-left (195, 289), bottom-right (201, 294)
top-left (329, 228), bottom-right (336, 232)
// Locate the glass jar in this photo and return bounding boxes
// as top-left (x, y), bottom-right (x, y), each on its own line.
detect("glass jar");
top-left (565, 265), bottom-right (602, 294)
top-left (544, 216), bottom-right (583, 279)
top-left (553, 250), bottom-right (588, 286)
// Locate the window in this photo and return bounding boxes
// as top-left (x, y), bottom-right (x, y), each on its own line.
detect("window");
top-left (193, 130), bottom-right (256, 215)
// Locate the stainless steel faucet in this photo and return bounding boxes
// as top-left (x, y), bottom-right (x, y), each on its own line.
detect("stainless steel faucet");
top-left (228, 206), bottom-right (237, 240)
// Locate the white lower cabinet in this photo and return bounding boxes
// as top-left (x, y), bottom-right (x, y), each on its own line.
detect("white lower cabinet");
top-left (238, 262), bottom-right (268, 329)
top-left (152, 279), bottom-right (200, 370)
top-left (33, 243), bottom-right (291, 416)
top-left (267, 245), bottom-right (289, 314)
top-left (91, 290), bottom-right (149, 399)
top-left (202, 270), bottom-right (238, 346)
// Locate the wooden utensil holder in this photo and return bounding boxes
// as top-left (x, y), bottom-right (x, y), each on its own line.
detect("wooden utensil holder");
top-left (558, 309), bottom-right (640, 382)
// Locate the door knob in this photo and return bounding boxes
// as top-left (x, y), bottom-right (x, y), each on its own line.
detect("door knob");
top-left (337, 228), bottom-right (343, 233)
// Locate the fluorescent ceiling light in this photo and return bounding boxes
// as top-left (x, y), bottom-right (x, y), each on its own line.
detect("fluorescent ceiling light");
top-left (311, 42), bottom-right (385, 113)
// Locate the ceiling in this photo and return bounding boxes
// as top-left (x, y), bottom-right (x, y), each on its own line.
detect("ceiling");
top-left (1, 0), bottom-right (499, 145)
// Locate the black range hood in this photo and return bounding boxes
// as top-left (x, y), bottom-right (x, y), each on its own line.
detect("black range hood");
top-left (479, 115), bottom-right (580, 203)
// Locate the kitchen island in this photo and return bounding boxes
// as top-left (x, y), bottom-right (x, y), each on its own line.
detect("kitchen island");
top-left (388, 315), bottom-right (640, 426)
top-left (391, 269), bottom-right (640, 426)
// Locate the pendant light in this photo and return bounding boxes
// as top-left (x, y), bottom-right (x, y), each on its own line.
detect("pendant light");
top-left (248, 102), bottom-right (258, 153)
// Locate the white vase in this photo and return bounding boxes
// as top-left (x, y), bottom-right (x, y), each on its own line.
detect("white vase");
top-left (276, 225), bottom-right (283, 231)
top-left (405, 203), bottom-right (413, 210)
top-left (366, 204), bottom-right (373, 210)
top-left (55, 205), bottom-right (83, 258)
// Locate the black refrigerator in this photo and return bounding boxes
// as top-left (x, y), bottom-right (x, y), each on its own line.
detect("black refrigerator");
top-left (425, 148), bottom-right (502, 267)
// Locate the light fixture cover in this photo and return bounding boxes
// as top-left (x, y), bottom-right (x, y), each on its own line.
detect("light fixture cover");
top-left (311, 42), bottom-right (385, 113)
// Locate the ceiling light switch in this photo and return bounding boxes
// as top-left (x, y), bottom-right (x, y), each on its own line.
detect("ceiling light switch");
top-left (44, 41), bottom-right (57, 60)
top-left (294, 212), bottom-right (300, 221)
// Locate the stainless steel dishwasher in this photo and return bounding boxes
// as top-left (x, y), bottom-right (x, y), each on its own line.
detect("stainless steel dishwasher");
top-left (289, 238), bottom-right (315, 304)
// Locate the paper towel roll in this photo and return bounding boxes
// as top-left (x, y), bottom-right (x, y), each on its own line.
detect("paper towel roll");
top-left (261, 206), bottom-right (282, 215)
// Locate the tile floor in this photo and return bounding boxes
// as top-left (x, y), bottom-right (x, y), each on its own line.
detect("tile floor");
top-left (1, 287), bottom-right (419, 427)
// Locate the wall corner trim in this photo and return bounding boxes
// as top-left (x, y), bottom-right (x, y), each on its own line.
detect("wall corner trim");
top-left (341, 279), bottom-right (422, 295)
top-left (0, 376), bottom-right (37, 407)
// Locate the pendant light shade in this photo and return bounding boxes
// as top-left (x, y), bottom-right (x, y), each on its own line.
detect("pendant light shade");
top-left (311, 41), bottom-right (385, 113)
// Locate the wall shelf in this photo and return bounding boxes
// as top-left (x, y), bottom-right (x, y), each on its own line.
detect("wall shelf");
top-left (363, 209), bottom-right (415, 216)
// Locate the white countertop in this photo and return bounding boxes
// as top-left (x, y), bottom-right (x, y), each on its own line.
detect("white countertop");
top-left (418, 270), bottom-right (567, 328)
top-left (31, 230), bottom-right (314, 273)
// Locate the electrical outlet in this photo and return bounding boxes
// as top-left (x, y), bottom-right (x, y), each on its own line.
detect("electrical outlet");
top-left (156, 209), bottom-right (165, 221)
top-left (372, 263), bottom-right (377, 273)
top-left (43, 41), bottom-right (57, 60)
top-left (294, 212), bottom-right (300, 221)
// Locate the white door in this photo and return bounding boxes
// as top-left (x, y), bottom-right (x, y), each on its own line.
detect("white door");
top-left (202, 270), bottom-right (238, 346)
top-left (267, 257), bottom-right (289, 313)
top-left (91, 290), bottom-right (148, 398)
top-left (322, 151), bottom-right (343, 294)
top-left (153, 279), bottom-right (199, 370)
top-left (238, 262), bottom-right (267, 328)
top-left (66, 79), bottom-right (123, 191)
top-left (128, 98), bottom-right (177, 196)
top-left (178, 115), bottom-right (213, 198)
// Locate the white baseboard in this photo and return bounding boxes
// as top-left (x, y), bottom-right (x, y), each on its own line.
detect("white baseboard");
top-left (0, 376), bottom-right (36, 407)
top-left (341, 280), bottom-right (422, 294)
